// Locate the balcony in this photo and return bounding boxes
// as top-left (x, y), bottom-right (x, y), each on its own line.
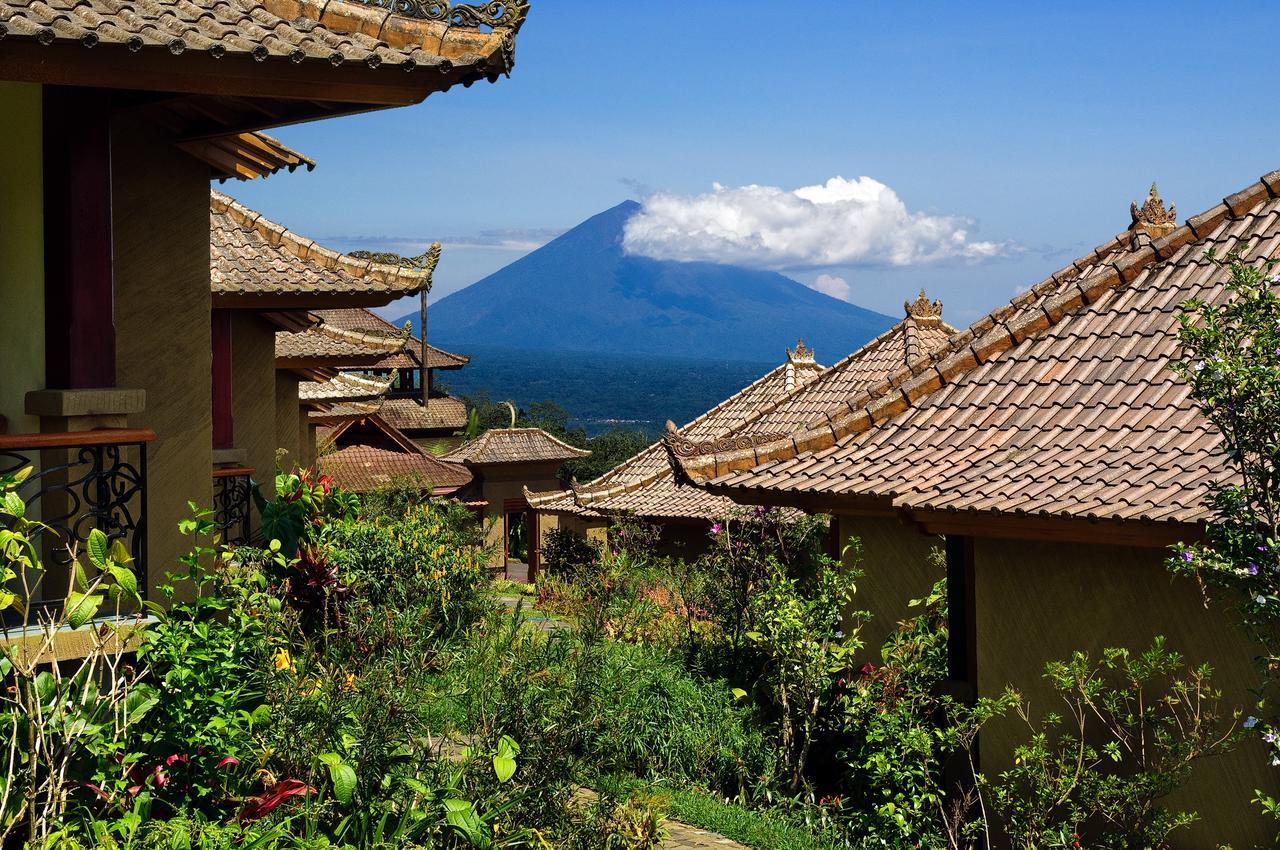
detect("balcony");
top-left (0, 428), bottom-right (153, 604)
top-left (212, 465), bottom-right (255, 546)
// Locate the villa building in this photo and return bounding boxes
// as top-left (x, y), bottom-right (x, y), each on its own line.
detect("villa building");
top-left (313, 307), bottom-right (473, 452)
top-left (664, 179), bottom-right (1280, 847)
top-left (0, 0), bottom-right (526, 600)
top-left (446, 429), bottom-right (590, 578)
top-left (528, 302), bottom-right (956, 558)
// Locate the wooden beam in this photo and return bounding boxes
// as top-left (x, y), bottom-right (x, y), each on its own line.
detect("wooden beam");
top-left (214, 292), bottom-right (412, 310)
top-left (0, 41), bottom-right (435, 107)
top-left (908, 509), bottom-right (1201, 549)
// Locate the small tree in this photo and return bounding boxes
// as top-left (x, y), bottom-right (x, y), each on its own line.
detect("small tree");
top-left (1168, 253), bottom-right (1280, 813)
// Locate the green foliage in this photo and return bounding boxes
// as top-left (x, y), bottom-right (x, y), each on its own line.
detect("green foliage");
top-left (538, 527), bottom-right (599, 582)
top-left (989, 637), bottom-right (1243, 849)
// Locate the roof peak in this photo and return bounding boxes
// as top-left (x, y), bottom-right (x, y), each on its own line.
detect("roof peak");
top-left (905, 288), bottom-right (944, 322)
top-left (787, 337), bottom-right (816, 364)
top-left (1130, 181), bottom-right (1178, 238)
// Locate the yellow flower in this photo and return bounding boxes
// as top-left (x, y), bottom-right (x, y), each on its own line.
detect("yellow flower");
top-left (343, 672), bottom-right (358, 692)
top-left (273, 648), bottom-right (296, 673)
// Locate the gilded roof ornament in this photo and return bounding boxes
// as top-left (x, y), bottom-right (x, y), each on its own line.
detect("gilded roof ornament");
top-left (1130, 182), bottom-right (1177, 238)
top-left (905, 288), bottom-right (943, 321)
top-left (352, 0), bottom-right (527, 27)
top-left (787, 338), bottom-right (815, 365)
top-left (350, 242), bottom-right (442, 291)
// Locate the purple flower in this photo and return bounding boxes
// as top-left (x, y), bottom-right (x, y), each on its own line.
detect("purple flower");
top-left (1180, 551), bottom-right (1195, 563)
top-left (1265, 731), bottom-right (1278, 745)
top-left (1249, 562), bottom-right (1260, 576)
top-left (711, 522), bottom-right (722, 534)
top-left (1260, 545), bottom-right (1271, 553)
top-left (1246, 716), bottom-right (1259, 729)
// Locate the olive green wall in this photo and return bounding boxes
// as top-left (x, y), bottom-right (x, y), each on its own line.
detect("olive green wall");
top-left (274, 373), bottom-right (302, 468)
top-left (231, 313), bottom-right (279, 515)
top-left (0, 82), bottom-right (44, 436)
top-left (975, 537), bottom-right (1276, 848)
top-left (112, 116), bottom-right (212, 595)
top-left (476, 464), bottom-right (564, 569)
top-left (837, 515), bottom-right (943, 651)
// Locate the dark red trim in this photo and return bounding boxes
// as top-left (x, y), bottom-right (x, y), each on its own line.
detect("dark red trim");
top-left (44, 86), bottom-right (115, 389)
top-left (211, 309), bottom-right (234, 450)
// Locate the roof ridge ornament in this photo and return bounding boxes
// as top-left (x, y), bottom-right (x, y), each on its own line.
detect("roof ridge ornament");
top-left (787, 337), bottom-right (815, 364)
top-left (905, 288), bottom-right (943, 321)
top-left (1130, 182), bottom-right (1177, 238)
top-left (353, 0), bottom-right (528, 27)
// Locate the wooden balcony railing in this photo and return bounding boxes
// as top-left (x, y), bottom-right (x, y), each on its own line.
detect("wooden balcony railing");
top-left (212, 466), bottom-right (255, 546)
top-left (0, 429), bottom-right (154, 595)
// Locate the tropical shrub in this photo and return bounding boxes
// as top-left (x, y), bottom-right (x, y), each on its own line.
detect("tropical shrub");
top-left (1168, 252), bottom-right (1280, 822)
top-left (988, 638), bottom-right (1242, 849)
top-left (539, 526), bottom-right (598, 582)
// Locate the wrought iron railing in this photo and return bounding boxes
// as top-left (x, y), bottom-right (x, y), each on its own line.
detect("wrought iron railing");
top-left (212, 466), bottom-right (254, 546)
top-left (0, 429), bottom-right (153, 595)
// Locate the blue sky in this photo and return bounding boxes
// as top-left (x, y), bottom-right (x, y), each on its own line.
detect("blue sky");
top-left (228, 1), bottom-right (1280, 328)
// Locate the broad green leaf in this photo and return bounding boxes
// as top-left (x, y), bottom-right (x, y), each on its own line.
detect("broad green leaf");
top-left (0, 592), bottom-right (16, 611)
top-left (318, 753), bottom-right (357, 805)
top-left (443, 799), bottom-right (483, 841)
top-left (108, 565), bottom-right (139, 600)
top-left (11, 467), bottom-right (31, 485)
top-left (66, 591), bottom-right (103, 629)
top-left (2, 492), bottom-right (24, 519)
top-left (493, 748), bottom-right (516, 783)
top-left (33, 671), bottom-right (56, 704)
top-left (731, 688), bottom-right (748, 701)
top-left (109, 538), bottom-right (132, 566)
top-left (86, 529), bottom-right (109, 569)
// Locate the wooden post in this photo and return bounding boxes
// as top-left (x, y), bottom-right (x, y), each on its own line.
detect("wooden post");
top-left (43, 86), bottom-right (116, 389)
top-left (211, 310), bottom-right (234, 450)
top-left (420, 287), bottom-right (428, 413)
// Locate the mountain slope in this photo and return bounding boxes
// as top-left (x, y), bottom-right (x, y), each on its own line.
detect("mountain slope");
top-left (403, 201), bottom-right (895, 363)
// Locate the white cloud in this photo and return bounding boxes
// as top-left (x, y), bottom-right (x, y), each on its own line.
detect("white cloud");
top-left (622, 176), bottom-right (1012, 269)
top-left (810, 273), bottom-right (852, 302)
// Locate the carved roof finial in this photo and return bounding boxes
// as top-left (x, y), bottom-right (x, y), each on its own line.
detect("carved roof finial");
top-left (1130, 182), bottom-right (1177, 238)
top-left (787, 337), bottom-right (815, 364)
top-left (905, 288), bottom-right (943, 322)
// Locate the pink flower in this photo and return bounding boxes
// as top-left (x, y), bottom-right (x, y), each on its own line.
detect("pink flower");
top-left (711, 522), bottom-right (722, 534)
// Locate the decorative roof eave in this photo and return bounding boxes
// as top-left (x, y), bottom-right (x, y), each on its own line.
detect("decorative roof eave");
top-left (0, 0), bottom-right (528, 83)
top-left (668, 172), bottom-right (1280, 489)
top-left (299, 371), bottom-right (395, 403)
top-left (445, 428), bottom-right (592, 466)
top-left (211, 190), bottom-right (439, 308)
top-left (181, 131), bottom-right (316, 182)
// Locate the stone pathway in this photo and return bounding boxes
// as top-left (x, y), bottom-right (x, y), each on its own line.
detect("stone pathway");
top-left (495, 593), bottom-right (568, 631)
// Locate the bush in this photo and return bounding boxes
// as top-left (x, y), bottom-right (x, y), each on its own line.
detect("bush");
top-left (539, 526), bottom-right (598, 581)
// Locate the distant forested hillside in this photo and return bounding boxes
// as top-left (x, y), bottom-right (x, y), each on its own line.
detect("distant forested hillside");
top-left (437, 345), bottom-right (778, 439)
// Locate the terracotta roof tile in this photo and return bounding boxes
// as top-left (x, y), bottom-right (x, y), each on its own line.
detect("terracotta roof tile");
top-left (686, 174), bottom-right (1280, 528)
top-left (319, 444), bottom-right (471, 494)
top-left (315, 308), bottom-right (470, 369)
top-left (212, 192), bottom-right (431, 302)
top-left (0, 0), bottom-right (525, 74)
top-left (276, 320), bottom-right (407, 363)
top-left (446, 428), bottom-right (590, 466)
top-left (379, 396), bottom-right (468, 432)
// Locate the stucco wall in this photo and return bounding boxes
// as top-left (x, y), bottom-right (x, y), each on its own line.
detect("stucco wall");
top-left (475, 464), bottom-right (564, 568)
top-left (0, 82), bottom-right (44, 436)
top-left (837, 514), bottom-right (943, 651)
top-left (274, 373), bottom-right (302, 469)
top-left (111, 116), bottom-right (212, 595)
top-left (231, 313), bottom-right (278, 512)
top-left (975, 537), bottom-right (1275, 848)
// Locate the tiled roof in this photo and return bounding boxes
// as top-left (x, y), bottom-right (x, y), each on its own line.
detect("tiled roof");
top-left (315, 308), bottom-right (470, 369)
top-left (211, 192), bottom-right (432, 302)
top-left (446, 428), bottom-right (590, 466)
top-left (319, 444), bottom-right (471, 494)
top-left (308, 398), bottom-right (384, 424)
top-left (527, 342), bottom-right (829, 521)
top-left (380, 396), bottom-right (468, 432)
top-left (299, 372), bottom-right (392, 404)
top-left (0, 0), bottom-right (525, 75)
top-left (675, 174), bottom-right (1280, 528)
top-left (276, 320), bottom-right (407, 363)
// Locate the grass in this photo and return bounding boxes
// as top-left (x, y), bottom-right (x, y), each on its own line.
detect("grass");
top-left (593, 774), bottom-right (845, 850)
